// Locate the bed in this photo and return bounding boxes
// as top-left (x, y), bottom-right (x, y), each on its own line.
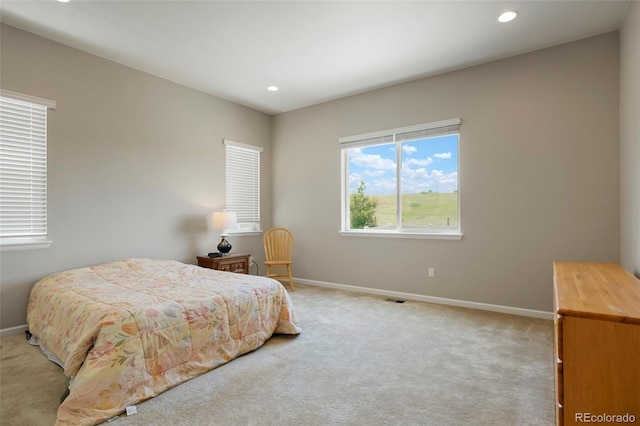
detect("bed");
top-left (26, 258), bottom-right (301, 425)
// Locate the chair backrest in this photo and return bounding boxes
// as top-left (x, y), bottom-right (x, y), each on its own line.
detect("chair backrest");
top-left (263, 227), bottom-right (294, 262)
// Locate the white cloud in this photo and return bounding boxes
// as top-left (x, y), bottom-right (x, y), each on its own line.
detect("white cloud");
top-left (370, 177), bottom-right (397, 193)
top-left (401, 168), bottom-right (458, 193)
top-left (402, 145), bottom-right (417, 155)
top-left (349, 172), bottom-right (362, 186)
top-left (349, 147), bottom-right (396, 171)
top-left (433, 152), bottom-right (452, 159)
top-left (404, 157), bottom-right (433, 167)
top-left (364, 169), bottom-right (386, 177)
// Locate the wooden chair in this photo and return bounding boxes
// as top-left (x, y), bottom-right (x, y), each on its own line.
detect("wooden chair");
top-left (263, 227), bottom-right (295, 291)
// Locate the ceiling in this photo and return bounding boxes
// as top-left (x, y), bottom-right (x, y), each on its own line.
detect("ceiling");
top-left (0, 1), bottom-right (630, 115)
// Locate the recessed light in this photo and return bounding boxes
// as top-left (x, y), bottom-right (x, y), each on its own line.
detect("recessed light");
top-left (498, 10), bottom-right (518, 23)
top-left (267, 85), bottom-right (279, 92)
top-left (57, 0), bottom-right (70, 3)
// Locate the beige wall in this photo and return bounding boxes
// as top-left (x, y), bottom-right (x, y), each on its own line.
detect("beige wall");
top-left (272, 32), bottom-right (620, 312)
top-left (620, 1), bottom-right (640, 276)
top-left (0, 24), bottom-right (273, 329)
top-left (0, 24), bottom-right (625, 328)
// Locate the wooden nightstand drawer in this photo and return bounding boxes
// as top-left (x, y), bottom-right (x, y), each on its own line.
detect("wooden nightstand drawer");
top-left (218, 260), bottom-right (247, 273)
top-left (197, 253), bottom-right (250, 274)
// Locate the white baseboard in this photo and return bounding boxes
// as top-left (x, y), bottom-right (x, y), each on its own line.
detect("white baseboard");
top-left (0, 324), bottom-right (28, 338)
top-left (0, 279), bottom-right (552, 338)
top-left (294, 277), bottom-right (554, 320)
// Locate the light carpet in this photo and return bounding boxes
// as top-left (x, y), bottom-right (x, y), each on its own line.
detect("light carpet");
top-left (1, 284), bottom-right (555, 425)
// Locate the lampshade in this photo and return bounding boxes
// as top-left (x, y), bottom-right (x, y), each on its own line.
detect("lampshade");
top-left (212, 211), bottom-right (238, 231)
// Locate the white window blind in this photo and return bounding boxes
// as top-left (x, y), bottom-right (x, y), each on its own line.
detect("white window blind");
top-left (0, 91), bottom-right (55, 246)
top-left (224, 139), bottom-right (262, 229)
top-left (339, 118), bottom-right (461, 148)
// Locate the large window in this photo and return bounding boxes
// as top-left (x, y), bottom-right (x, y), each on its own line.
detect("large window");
top-left (0, 91), bottom-right (55, 250)
top-left (224, 139), bottom-right (262, 233)
top-left (340, 118), bottom-right (461, 239)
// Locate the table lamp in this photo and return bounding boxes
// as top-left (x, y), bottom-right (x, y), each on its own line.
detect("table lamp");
top-left (212, 211), bottom-right (238, 254)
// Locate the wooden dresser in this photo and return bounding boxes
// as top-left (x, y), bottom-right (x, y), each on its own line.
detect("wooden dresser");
top-left (553, 262), bottom-right (640, 426)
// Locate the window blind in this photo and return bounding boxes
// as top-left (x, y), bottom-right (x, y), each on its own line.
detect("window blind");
top-left (0, 92), bottom-right (54, 241)
top-left (399, 123), bottom-right (460, 143)
top-left (339, 118), bottom-right (460, 148)
top-left (224, 140), bottom-right (262, 224)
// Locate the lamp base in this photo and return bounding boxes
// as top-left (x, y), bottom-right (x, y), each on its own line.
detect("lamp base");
top-left (217, 237), bottom-right (232, 254)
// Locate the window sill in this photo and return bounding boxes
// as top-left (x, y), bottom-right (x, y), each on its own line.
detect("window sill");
top-left (0, 239), bottom-right (53, 251)
top-left (339, 230), bottom-right (463, 240)
top-left (227, 230), bottom-right (263, 236)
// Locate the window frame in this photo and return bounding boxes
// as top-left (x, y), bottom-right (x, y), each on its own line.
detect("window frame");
top-left (0, 90), bottom-right (55, 251)
top-left (223, 139), bottom-right (263, 235)
top-left (339, 118), bottom-right (462, 240)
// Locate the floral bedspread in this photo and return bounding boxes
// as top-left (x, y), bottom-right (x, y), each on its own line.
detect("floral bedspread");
top-left (26, 258), bottom-right (301, 425)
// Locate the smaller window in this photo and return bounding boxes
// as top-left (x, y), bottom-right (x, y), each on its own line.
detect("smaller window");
top-left (0, 90), bottom-right (55, 250)
top-left (224, 139), bottom-right (262, 233)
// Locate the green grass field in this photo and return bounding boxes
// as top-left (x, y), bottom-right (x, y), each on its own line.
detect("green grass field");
top-left (372, 192), bottom-right (458, 229)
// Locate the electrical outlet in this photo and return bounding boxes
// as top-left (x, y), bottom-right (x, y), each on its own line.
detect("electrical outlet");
top-left (428, 267), bottom-right (435, 278)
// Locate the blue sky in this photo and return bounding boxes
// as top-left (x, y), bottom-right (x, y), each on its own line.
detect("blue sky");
top-left (348, 134), bottom-right (458, 195)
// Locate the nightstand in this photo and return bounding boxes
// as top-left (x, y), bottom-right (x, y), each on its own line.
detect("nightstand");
top-left (197, 253), bottom-right (251, 274)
